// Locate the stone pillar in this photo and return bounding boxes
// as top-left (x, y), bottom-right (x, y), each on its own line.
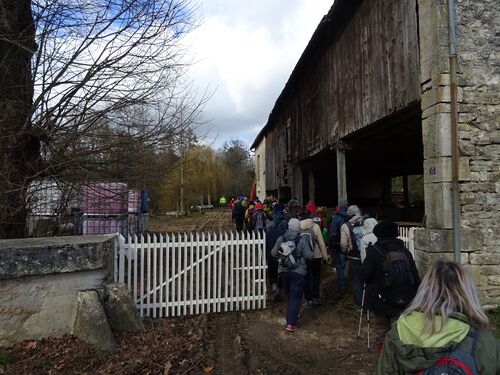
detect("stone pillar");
top-left (336, 149), bottom-right (347, 201)
top-left (417, 0), bottom-right (499, 306)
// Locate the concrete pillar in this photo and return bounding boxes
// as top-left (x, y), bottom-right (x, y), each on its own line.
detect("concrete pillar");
top-left (336, 149), bottom-right (347, 201)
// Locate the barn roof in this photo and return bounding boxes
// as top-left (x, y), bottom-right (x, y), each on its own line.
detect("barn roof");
top-left (250, 0), bottom-right (362, 150)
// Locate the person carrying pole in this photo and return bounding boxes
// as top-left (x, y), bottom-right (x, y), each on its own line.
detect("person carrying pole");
top-left (358, 220), bottom-right (420, 352)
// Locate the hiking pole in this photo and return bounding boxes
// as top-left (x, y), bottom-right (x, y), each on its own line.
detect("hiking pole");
top-left (367, 308), bottom-right (371, 350)
top-left (357, 284), bottom-right (366, 338)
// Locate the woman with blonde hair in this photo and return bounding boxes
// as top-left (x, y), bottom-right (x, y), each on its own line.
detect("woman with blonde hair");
top-left (376, 260), bottom-right (499, 374)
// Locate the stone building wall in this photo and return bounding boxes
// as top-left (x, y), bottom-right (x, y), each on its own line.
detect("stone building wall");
top-left (0, 235), bottom-right (117, 346)
top-left (455, 0), bottom-right (500, 306)
top-left (416, 0), bottom-right (499, 307)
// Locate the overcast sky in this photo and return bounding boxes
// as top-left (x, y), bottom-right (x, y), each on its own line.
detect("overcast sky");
top-left (184, 0), bottom-right (334, 149)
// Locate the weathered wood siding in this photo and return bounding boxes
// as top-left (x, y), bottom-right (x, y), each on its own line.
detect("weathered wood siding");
top-left (266, 0), bottom-right (420, 191)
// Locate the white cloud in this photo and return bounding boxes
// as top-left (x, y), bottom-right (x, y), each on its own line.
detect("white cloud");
top-left (185, 1), bottom-right (334, 148)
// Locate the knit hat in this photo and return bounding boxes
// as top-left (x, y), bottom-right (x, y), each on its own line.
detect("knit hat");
top-left (373, 220), bottom-right (399, 238)
top-left (255, 202), bottom-right (263, 210)
top-left (288, 218), bottom-right (300, 231)
top-left (338, 198), bottom-right (349, 207)
top-left (347, 205), bottom-right (361, 217)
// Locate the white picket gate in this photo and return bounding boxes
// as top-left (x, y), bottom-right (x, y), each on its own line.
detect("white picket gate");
top-left (114, 231), bottom-right (267, 317)
top-left (398, 226), bottom-right (417, 258)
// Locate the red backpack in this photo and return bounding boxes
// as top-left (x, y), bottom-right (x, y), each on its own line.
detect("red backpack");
top-left (416, 327), bottom-right (479, 375)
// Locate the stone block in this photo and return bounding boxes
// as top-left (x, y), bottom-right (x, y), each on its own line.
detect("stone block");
top-left (459, 157), bottom-right (472, 181)
top-left (414, 228), bottom-right (482, 253)
top-left (104, 283), bottom-right (144, 332)
top-left (72, 290), bottom-right (116, 352)
top-left (0, 235), bottom-right (117, 280)
top-left (423, 182), bottom-right (453, 229)
top-left (424, 157), bottom-right (452, 183)
top-left (0, 270), bottom-right (107, 347)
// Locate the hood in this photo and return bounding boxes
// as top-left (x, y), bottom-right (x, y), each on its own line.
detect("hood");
top-left (362, 218), bottom-right (377, 234)
top-left (305, 201), bottom-right (317, 214)
top-left (348, 215), bottom-right (363, 225)
top-left (300, 218), bottom-right (314, 230)
top-left (283, 229), bottom-right (300, 241)
top-left (387, 312), bottom-right (470, 372)
top-left (375, 237), bottom-right (405, 251)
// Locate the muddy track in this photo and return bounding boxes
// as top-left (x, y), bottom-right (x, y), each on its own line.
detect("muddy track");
top-left (204, 269), bottom-right (379, 374)
top-left (148, 211), bottom-right (379, 374)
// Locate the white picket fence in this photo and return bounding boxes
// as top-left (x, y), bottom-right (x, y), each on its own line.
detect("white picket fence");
top-left (398, 226), bottom-right (417, 258)
top-left (114, 231), bottom-right (267, 317)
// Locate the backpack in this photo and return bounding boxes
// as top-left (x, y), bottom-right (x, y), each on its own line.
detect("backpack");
top-left (345, 221), bottom-right (362, 258)
top-left (252, 210), bottom-right (266, 231)
top-left (277, 232), bottom-right (313, 270)
top-left (372, 244), bottom-right (416, 306)
top-left (329, 213), bottom-right (346, 249)
top-left (416, 327), bottom-right (479, 375)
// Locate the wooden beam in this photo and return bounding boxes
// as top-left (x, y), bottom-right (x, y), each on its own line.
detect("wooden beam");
top-left (336, 149), bottom-right (347, 201)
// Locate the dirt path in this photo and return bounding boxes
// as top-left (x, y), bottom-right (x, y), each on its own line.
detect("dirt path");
top-left (205, 269), bottom-right (378, 374)
top-left (150, 209), bottom-right (379, 374)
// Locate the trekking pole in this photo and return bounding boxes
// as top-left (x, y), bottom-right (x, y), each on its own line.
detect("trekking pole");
top-left (357, 284), bottom-right (366, 338)
top-left (367, 308), bottom-right (371, 350)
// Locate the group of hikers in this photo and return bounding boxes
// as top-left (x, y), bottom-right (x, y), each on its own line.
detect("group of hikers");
top-left (229, 196), bottom-right (499, 374)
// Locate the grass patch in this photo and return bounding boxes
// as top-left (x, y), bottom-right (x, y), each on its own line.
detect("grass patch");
top-left (487, 307), bottom-right (500, 339)
top-left (0, 351), bottom-right (15, 365)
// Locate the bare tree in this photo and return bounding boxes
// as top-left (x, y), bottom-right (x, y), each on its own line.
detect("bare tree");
top-left (0, 0), bottom-right (207, 238)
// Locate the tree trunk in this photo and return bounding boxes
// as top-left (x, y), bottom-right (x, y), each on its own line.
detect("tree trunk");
top-left (0, 0), bottom-right (37, 238)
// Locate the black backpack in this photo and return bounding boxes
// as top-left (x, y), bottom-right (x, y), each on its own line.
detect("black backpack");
top-left (416, 327), bottom-right (479, 375)
top-left (372, 244), bottom-right (416, 306)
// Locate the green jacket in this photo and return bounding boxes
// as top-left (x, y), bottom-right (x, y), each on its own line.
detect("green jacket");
top-left (376, 311), bottom-right (500, 374)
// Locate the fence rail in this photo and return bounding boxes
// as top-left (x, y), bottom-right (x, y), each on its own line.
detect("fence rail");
top-left (115, 231), bottom-right (267, 317)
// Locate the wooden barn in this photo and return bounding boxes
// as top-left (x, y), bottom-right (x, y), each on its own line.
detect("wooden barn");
top-left (252, 0), bottom-right (499, 305)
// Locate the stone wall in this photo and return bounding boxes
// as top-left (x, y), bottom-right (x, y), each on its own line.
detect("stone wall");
top-left (417, 0), bottom-right (499, 307)
top-left (0, 235), bottom-right (117, 346)
top-left (455, 0), bottom-right (500, 306)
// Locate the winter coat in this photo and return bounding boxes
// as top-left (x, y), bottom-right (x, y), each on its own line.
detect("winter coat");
top-left (231, 201), bottom-right (245, 222)
top-left (265, 226), bottom-right (286, 263)
top-left (360, 218), bottom-right (377, 262)
top-left (271, 203), bottom-right (288, 230)
top-left (300, 218), bottom-right (328, 260)
top-left (271, 229), bottom-right (314, 276)
top-left (358, 238), bottom-right (420, 316)
top-left (376, 311), bottom-right (500, 374)
top-left (329, 208), bottom-right (348, 250)
top-left (340, 215), bottom-right (364, 261)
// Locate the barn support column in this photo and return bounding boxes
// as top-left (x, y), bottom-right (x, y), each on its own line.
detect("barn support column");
top-left (336, 149), bottom-right (347, 201)
top-left (308, 170), bottom-right (315, 204)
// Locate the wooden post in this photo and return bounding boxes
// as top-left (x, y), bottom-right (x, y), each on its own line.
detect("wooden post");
top-left (308, 169), bottom-right (315, 203)
top-left (336, 149), bottom-right (347, 201)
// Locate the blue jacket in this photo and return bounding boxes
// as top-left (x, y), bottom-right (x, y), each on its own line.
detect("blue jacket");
top-left (329, 207), bottom-right (348, 249)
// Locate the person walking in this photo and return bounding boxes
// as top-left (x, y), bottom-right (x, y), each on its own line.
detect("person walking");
top-left (340, 205), bottom-right (364, 309)
top-left (271, 218), bottom-right (314, 332)
top-left (359, 217), bottom-right (378, 262)
top-left (376, 260), bottom-right (499, 374)
top-left (358, 220), bottom-right (420, 351)
top-left (265, 218), bottom-right (288, 300)
top-left (329, 198), bottom-right (349, 291)
top-left (300, 216), bottom-right (329, 305)
top-left (231, 199), bottom-right (245, 232)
